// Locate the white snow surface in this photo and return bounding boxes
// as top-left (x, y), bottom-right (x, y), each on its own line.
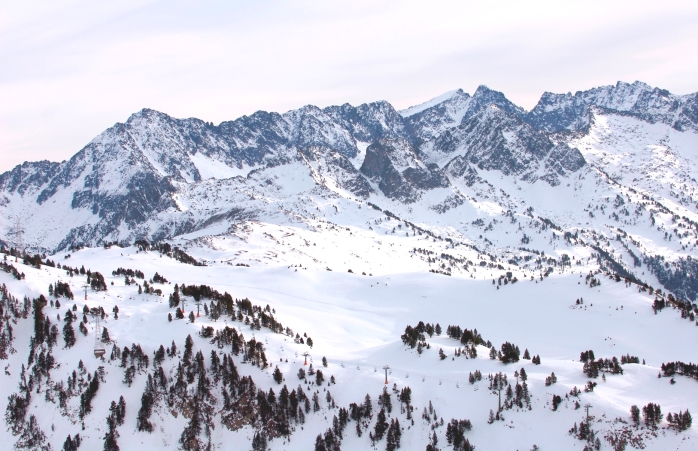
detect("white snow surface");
top-left (1, 246), bottom-right (697, 450)
top-left (399, 90), bottom-right (461, 117)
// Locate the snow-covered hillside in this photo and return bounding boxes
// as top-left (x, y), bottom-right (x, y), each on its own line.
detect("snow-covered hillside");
top-left (1, 243), bottom-right (697, 451)
top-left (1, 80), bottom-right (698, 450)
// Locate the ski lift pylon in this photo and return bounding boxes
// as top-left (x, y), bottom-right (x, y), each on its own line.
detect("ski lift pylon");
top-left (93, 307), bottom-right (105, 358)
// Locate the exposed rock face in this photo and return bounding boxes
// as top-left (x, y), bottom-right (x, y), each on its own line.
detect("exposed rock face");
top-left (526, 81), bottom-right (698, 132)
top-left (361, 139), bottom-right (448, 203)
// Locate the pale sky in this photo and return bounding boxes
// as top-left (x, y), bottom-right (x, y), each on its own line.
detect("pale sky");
top-left (1, 0), bottom-right (697, 171)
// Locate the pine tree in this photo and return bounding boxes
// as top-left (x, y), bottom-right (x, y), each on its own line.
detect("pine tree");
top-left (136, 378), bottom-right (155, 432)
top-left (378, 386), bottom-right (392, 413)
top-left (630, 405), bottom-right (640, 427)
top-left (62, 434), bottom-right (81, 451)
top-left (273, 366), bottom-right (283, 384)
top-left (103, 412), bottom-right (120, 451)
top-left (252, 432), bottom-right (267, 451)
top-left (364, 394), bottom-right (373, 417)
top-left (642, 402), bottom-right (663, 429)
top-left (117, 396), bottom-right (126, 425)
top-left (314, 434), bottom-right (327, 451)
top-left (374, 408), bottom-right (389, 440)
top-left (63, 313), bottom-right (76, 348)
top-left (101, 327), bottom-right (110, 343)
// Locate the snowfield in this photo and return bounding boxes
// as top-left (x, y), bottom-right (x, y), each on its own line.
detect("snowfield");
top-left (1, 243), bottom-right (697, 450)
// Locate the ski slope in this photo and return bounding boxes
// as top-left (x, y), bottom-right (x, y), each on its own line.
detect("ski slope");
top-left (1, 244), bottom-right (697, 450)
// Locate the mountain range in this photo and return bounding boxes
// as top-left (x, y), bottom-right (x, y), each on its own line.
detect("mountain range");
top-left (2, 80), bottom-right (698, 300)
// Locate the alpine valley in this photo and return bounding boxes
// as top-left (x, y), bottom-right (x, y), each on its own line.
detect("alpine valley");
top-left (1, 81), bottom-right (698, 451)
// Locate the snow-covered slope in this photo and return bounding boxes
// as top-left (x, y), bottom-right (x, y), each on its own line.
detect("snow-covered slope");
top-left (2, 79), bottom-right (698, 450)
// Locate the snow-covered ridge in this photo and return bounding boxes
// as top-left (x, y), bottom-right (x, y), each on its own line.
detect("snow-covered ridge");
top-left (399, 90), bottom-right (462, 117)
top-left (1, 81), bottom-right (698, 302)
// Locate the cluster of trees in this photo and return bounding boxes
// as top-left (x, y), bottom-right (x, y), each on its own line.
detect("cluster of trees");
top-left (639, 403), bottom-right (663, 429)
top-left (113, 343), bottom-right (151, 386)
top-left (103, 397), bottom-right (126, 451)
top-left (49, 281), bottom-right (74, 299)
top-left (170, 284), bottom-right (295, 337)
top-left (586, 272), bottom-right (601, 288)
top-left (568, 420), bottom-right (600, 450)
top-left (468, 370), bottom-right (483, 384)
top-left (652, 291), bottom-right (698, 323)
top-left (313, 406), bottom-right (353, 451)
top-left (136, 241), bottom-right (206, 266)
top-left (580, 350), bottom-right (623, 377)
top-left (112, 267), bottom-right (145, 279)
top-left (293, 332), bottom-right (314, 348)
top-left (140, 279), bottom-right (162, 296)
top-left (79, 368), bottom-right (102, 420)
top-left (494, 272), bottom-right (518, 287)
top-left (3, 279), bottom-right (411, 451)
top-left (349, 394), bottom-right (374, 437)
top-left (152, 272), bottom-right (168, 284)
top-left (203, 326), bottom-right (269, 368)
top-left (401, 325), bottom-right (426, 349)
top-left (445, 325), bottom-right (485, 346)
top-left (620, 354), bottom-right (640, 364)
top-left (445, 419), bottom-right (473, 451)
top-left (369, 408), bottom-right (401, 450)
top-left (63, 308), bottom-right (78, 348)
top-left (545, 372), bottom-right (557, 386)
top-left (61, 434), bottom-right (81, 451)
top-left (660, 361), bottom-right (698, 381)
top-left (0, 284), bottom-right (28, 359)
top-left (87, 271), bottom-right (107, 291)
top-left (5, 295), bottom-right (68, 444)
top-left (401, 322), bottom-right (443, 354)
top-left (667, 409), bottom-right (692, 431)
top-left (498, 342), bottom-right (521, 363)
top-left (0, 259), bottom-right (25, 280)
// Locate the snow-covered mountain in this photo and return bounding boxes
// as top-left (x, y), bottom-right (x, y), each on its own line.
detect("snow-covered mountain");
top-left (2, 80), bottom-right (698, 302)
top-left (2, 80), bottom-right (698, 451)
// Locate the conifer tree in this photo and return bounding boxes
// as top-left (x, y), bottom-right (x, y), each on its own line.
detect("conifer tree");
top-left (374, 408), bottom-right (388, 441)
top-left (273, 366), bottom-right (283, 384)
top-left (630, 405), bottom-right (640, 427)
top-left (103, 412), bottom-right (120, 451)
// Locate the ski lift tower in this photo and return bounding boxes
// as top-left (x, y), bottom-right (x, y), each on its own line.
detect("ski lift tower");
top-left (82, 284), bottom-right (90, 301)
top-left (302, 352), bottom-right (310, 365)
top-left (383, 365), bottom-right (390, 384)
top-left (93, 307), bottom-right (105, 358)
